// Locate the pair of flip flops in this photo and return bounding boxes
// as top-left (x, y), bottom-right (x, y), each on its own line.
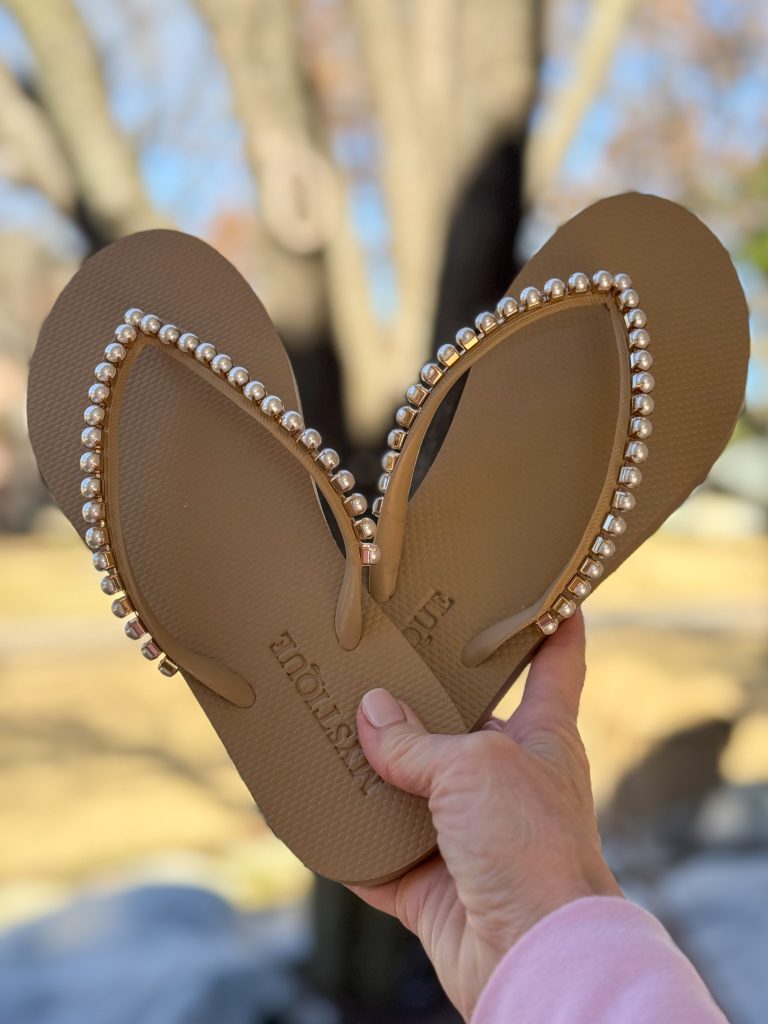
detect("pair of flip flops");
top-left (28, 193), bottom-right (749, 884)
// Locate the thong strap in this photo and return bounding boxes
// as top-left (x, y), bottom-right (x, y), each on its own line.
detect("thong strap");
top-left (369, 271), bottom-right (655, 665)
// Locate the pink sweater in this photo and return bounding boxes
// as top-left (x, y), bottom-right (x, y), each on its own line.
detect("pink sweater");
top-left (472, 896), bottom-right (727, 1023)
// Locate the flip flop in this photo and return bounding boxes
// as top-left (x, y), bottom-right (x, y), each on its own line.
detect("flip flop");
top-left (369, 193), bottom-right (749, 729)
top-left (26, 230), bottom-right (467, 885)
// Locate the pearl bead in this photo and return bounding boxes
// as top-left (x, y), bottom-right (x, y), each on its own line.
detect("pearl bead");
top-left (632, 371), bottom-right (655, 393)
top-left (371, 496), bottom-right (384, 516)
top-left (125, 617), bottom-right (146, 640)
top-left (261, 395), bottom-right (284, 418)
top-left (84, 404), bottom-right (105, 426)
top-left (111, 596), bottom-right (132, 618)
top-left (381, 450), bottom-right (399, 473)
top-left (613, 489), bottom-right (636, 511)
top-left (630, 416), bottom-right (653, 439)
top-left (81, 427), bottom-right (102, 449)
top-left (456, 327), bottom-right (479, 351)
top-left (388, 428), bottom-right (406, 450)
top-left (554, 597), bottom-right (576, 618)
top-left (520, 286), bottom-right (542, 309)
top-left (567, 272), bottom-right (590, 294)
top-left (580, 557), bottom-right (604, 580)
top-left (114, 323), bottom-right (137, 345)
top-left (280, 410), bottom-right (304, 434)
top-left (86, 526), bottom-right (109, 550)
top-left (543, 278), bottom-right (566, 301)
top-left (618, 465), bottom-right (642, 488)
top-left (344, 492), bottom-right (368, 516)
top-left (141, 639), bottom-right (162, 661)
top-left (396, 405), bottom-right (418, 428)
top-left (628, 328), bottom-right (650, 350)
top-left (227, 366), bottom-right (249, 388)
top-left (139, 313), bottom-right (161, 334)
top-left (177, 332), bottom-right (199, 353)
top-left (211, 353), bottom-right (233, 376)
top-left (244, 380), bottom-right (266, 403)
top-left (94, 362), bottom-right (117, 383)
top-left (124, 307), bottom-right (143, 326)
top-left (591, 270), bottom-right (614, 292)
top-left (632, 394), bottom-right (655, 416)
top-left (568, 576), bottom-right (592, 599)
top-left (631, 350), bottom-right (653, 372)
top-left (195, 342), bottom-right (216, 363)
top-left (407, 383), bottom-right (429, 406)
top-left (81, 476), bottom-right (101, 497)
top-left (625, 441), bottom-right (649, 464)
top-left (317, 448), bottom-right (340, 471)
top-left (80, 451), bottom-right (101, 474)
top-left (603, 514), bottom-right (626, 536)
top-left (359, 542), bottom-right (381, 565)
top-left (536, 613), bottom-right (558, 635)
top-left (84, 405), bottom-right (106, 430)
top-left (496, 296), bottom-right (519, 319)
top-left (475, 312), bottom-right (497, 335)
top-left (592, 535), bottom-right (615, 558)
top-left (421, 362), bottom-right (442, 387)
top-left (92, 550), bottom-right (114, 571)
top-left (104, 342), bottom-right (126, 364)
top-left (613, 273), bottom-right (632, 291)
top-left (437, 343), bottom-right (460, 367)
top-left (82, 500), bottom-right (104, 523)
top-left (378, 472), bottom-right (391, 492)
top-left (618, 288), bottom-right (640, 311)
top-left (331, 469), bottom-right (355, 493)
top-left (354, 517), bottom-right (376, 540)
top-left (101, 574), bottom-right (121, 596)
top-left (299, 428), bottom-right (322, 451)
top-left (625, 308), bottom-right (647, 329)
top-left (88, 382), bottom-right (110, 405)
top-left (159, 324), bottom-right (180, 345)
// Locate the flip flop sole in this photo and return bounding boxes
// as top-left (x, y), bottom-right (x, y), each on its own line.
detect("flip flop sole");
top-left (370, 193), bottom-right (749, 728)
top-left (28, 231), bottom-right (465, 884)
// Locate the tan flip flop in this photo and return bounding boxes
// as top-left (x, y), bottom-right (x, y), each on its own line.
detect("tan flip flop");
top-left (26, 230), bottom-right (467, 885)
top-left (369, 193), bottom-right (749, 731)
top-left (27, 193), bottom-right (748, 885)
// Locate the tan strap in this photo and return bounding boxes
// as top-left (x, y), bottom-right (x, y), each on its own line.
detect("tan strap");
top-left (370, 273), bottom-right (654, 664)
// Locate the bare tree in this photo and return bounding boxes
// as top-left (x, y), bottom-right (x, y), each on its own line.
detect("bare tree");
top-left (3, 0), bottom-right (164, 243)
top-left (197, 0), bottom-right (539, 440)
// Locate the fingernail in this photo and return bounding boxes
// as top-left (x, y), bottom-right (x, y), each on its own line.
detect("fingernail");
top-left (361, 688), bottom-right (405, 728)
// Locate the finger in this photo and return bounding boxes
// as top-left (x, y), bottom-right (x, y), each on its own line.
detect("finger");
top-left (482, 716), bottom-right (506, 732)
top-left (356, 688), bottom-right (457, 798)
top-left (516, 609), bottom-right (586, 726)
top-left (345, 880), bottom-right (399, 918)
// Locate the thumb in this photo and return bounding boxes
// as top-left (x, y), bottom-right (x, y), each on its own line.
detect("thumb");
top-left (356, 689), bottom-right (456, 798)
top-left (514, 610), bottom-right (586, 729)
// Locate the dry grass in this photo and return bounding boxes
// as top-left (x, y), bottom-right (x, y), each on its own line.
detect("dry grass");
top-left (0, 527), bottom-right (765, 925)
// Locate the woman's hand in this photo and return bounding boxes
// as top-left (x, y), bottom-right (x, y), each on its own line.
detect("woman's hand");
top-left (350, 611), bottom-right (622, 1021)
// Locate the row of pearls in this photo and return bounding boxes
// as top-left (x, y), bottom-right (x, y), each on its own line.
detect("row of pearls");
top-left (532, 272), bottom-right (653, 634)
top-left (373, 271), bottom-right (654, 634)
top-left (80, 308), bottom-right (381, 677)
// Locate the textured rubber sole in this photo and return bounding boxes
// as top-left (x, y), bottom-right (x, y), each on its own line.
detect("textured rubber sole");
top-left (26, 194), bottom-right (749, 884)
top-left (370, 194), bottom-right (749, 729)
top-left (27, 231), bottom-right (465, 885)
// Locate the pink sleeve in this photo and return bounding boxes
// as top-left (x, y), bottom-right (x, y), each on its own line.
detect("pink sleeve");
top-left (471, 896), bottom-right (727, 1024)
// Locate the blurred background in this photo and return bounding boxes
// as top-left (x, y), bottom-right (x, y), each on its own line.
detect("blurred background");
top-left (0, 0), bottom-right (767, 1021)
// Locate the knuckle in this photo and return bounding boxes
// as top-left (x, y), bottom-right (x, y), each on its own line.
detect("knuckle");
top-left (456, 730), bottom-right (512, 774)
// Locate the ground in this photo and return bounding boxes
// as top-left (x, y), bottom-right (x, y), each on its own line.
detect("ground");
top-left (0, 523), bottom-right (766, 927)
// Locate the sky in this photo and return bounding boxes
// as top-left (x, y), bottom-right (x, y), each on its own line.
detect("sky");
top-left (0, 0), bottom-right (765, 406)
